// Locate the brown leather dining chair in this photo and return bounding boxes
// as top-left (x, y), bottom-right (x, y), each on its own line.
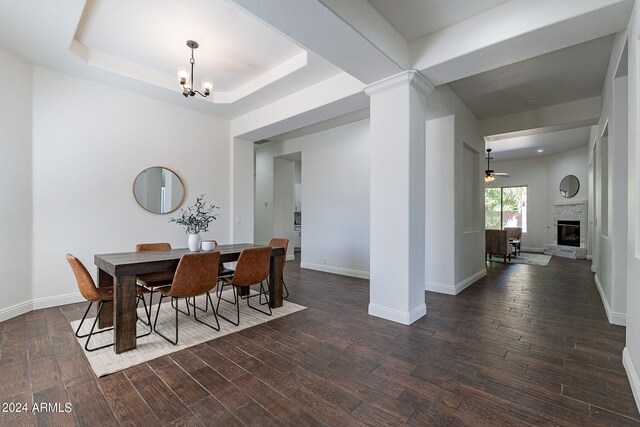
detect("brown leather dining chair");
top-left (268, 237), bottom-right (290, 299)
top-left (153, 251), bottom-right (221, 345)
top-left (216, 247), bottom-right (272, 326)
top-left (135, 243), bottom-right (174, 325)
top-left (66, 254), bottom-right (152, 352)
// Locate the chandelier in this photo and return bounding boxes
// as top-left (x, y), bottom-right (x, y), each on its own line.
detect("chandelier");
top-left (177, 40), bottom-right (212, 98)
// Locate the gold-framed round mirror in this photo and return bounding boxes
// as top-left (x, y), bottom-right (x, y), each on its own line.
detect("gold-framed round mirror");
top-left (559, 174), bottom-right (580, 198)
top-left (133, 167), bottom-right (185, 214)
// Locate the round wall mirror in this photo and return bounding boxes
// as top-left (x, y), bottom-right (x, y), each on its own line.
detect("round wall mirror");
top-left (133, 167), bottom-right (185, 214)
top-left (559, 175), bottom-right (580, 198)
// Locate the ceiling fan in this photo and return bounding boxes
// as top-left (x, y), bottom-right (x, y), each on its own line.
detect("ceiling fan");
top-left (484, 148), bottom-right (510, 183)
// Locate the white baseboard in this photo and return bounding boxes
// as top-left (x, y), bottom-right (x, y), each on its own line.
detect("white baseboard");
top-left (591, 264), bottom-right (597, 273)
top-left (522, 246), bottom-right (545, 253)
top-left (456, 268), bottom-right (486, 294)
top-left (587, 254), bottom-right (593, 260)
top-left (32, 292), bottom-right (85, 310)
top-left (594, 274), bottom-right (626, 326)
top-left (425, 282), bottom-right (456, 295)
top-left (0, 300), bottom-right (33, 323)
top-left (368, 302), bottom-right (426, 325)
top-left (0, 292), bottom-right (85, 323)
top-left (286, 254), bottom-right (295, 261)
top-left (300, 262), bottom-right (369, 279)
top-left (425, 268), bottom-right (486, 296)
top-left (623, 348), bottom-right (640, 413)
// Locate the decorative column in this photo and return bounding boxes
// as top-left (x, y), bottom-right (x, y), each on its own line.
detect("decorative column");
top-left (365, 70), bottom-right (433, 324)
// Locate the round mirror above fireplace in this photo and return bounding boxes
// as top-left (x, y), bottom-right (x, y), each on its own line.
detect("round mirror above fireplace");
top-left (559, 175), bottom-right (580, 198)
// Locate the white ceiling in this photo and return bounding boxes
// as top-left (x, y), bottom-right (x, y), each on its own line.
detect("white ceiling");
top-left (366, 0), bottom-right (510, 42)
top-left (449, 35), bottom-right (615, 120)
top-left (486, 127), bottom-right (591, 162)
top-left (0, 0), bottom-right (343, 119)
top-left (76, 0), bottom-right (303, 92)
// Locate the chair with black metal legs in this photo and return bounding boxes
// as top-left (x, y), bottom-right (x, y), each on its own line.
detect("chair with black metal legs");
top-left (153, 251), bottom-right (221, 345)
top-left (66, 254), bottom-right (152, 352)
top-left (216, 247), bottom-right (272, 326)
top-left (268, 238), bottom-right (290, 299)
top-left (135, 243), bottom-right (174, 325)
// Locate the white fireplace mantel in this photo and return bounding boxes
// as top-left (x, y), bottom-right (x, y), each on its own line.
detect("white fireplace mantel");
top-left (553, 199), bottom-right (586, 207)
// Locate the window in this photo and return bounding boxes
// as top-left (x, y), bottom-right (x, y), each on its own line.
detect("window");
top-left (485, 186), bottom-right (527, 232)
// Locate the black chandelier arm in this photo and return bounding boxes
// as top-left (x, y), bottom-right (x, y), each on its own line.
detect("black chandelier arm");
top-left (191, 90), bottom-right (209, 98)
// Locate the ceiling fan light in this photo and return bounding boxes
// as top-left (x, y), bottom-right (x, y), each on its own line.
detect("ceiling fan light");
top-left (484, 175), bottom-right (495, 183)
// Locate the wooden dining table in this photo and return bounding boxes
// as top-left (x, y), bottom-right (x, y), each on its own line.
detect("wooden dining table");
top-left (94, 243), bottom-right (286, 354)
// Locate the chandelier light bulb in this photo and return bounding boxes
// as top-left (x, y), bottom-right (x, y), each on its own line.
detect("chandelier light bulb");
top-left (202, 78), bottom-right (213, 96)
top-left (177, 67), bottom-right (189, 86)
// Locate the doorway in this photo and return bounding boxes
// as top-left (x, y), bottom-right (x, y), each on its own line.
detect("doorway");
top-left (272, 152), bottom-right (301, 261)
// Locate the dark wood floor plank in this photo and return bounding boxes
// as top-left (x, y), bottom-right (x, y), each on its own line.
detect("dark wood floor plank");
top-left (32, 384), bottom-right (76, 427)
top-left (169, 349), bottom-right (207, 373)
top-left (30, 355), bottom-right (63, 393)
top-left (66, 379), bottom-right (119, 426)
top-left (0, 359), bottom-right (30, 399)
top-left (563, 383), bottom-right (640, 420)
top-left (190, 365), bottom-right (251, 411)
top-left (189, 395), bottom-right (244, 427)
top-left (152, 361), bottom-right (209, 406)
top-left (128, 371), bottom-right (191, 423)
top-left (27, 334), bottom-right (54, 360)
top-left (163, 412), bottom-right (207, 427)
top-left (98, 371), bottom-right (157, 426)
top-left (0, 336), bottom-right (27, 364)
top-left (0, 391), bottom-right (34, 427)
top-left (232, 371), bottom-right (305, 423)
top-left (56, 351), bottom-right (94, 388)
top-left (234, 400), bottom-right (282, 426)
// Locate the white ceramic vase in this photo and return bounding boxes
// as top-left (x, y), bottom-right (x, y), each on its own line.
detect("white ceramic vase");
top-left (188, 233), bottom-right (201, 252)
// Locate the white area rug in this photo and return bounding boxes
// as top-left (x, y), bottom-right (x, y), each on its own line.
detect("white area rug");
top-left (489, 252), bottom-right (552, 266)
top-left (70, 291), bottom-right (306, 377)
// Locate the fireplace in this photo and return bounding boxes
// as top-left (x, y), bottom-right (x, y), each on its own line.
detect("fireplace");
top-left (558, 220), bottom-right (580, 247)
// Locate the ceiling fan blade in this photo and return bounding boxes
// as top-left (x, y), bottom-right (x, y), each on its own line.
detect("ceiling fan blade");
top-left (493, 172), bottom-right (510, 178)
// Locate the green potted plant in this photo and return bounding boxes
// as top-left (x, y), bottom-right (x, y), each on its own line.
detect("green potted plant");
top-left (169, 194), bottom-right (219, 251)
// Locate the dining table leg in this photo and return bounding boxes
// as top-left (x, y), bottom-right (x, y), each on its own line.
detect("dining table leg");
top-left (114, 274), bottom-right (138, 353)
top-left (97, 268), bottom-right (114, 329)
top-left (269, 254), bottom-right (284, 308)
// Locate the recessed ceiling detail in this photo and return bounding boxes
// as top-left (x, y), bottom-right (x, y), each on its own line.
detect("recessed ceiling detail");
top-left (70, 0), bottom-right (318, 104)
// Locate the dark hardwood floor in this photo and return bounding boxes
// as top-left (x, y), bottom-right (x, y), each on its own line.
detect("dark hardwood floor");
top-left (1, 253), bottom-right (639, 426)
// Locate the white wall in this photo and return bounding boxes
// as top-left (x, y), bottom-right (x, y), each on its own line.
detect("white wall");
top-left (255, 119), bottom-right (370, 278)
top-left (624, 0), bottom-right (640, 411)
top-left (425, 116), bottom-right (456, 292)
top-left (591, 30), bottom-right (629, 326)
top-left (31, 68), bottom-right (231, 305)
top-left (0, 47), bottom-right (33, 321)
top-left (488, 146), bottom-right (589, 251)
top-left (231, 137), bottom-right (255, 243)
top-left (426, 85), bottom-right (486, 294)
top-left (273, 157), bottom-right (295, 259)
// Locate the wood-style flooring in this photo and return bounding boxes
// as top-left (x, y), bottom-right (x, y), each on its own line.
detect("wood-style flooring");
top-left (0, 253), bottom-right (638, 426)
